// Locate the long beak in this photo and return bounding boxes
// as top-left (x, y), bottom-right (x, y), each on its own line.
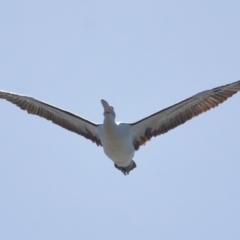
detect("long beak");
top-left (101, 99), bottom-right (111, 113)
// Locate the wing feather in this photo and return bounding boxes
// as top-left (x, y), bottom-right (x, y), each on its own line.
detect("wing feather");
top-left (130, 80), bottom-right (240, 150)
top-left (0, 91), bottom-right (102, 146)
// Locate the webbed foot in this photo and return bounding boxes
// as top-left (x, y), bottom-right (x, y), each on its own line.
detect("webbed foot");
top-left (114, 160), bottom-right (137, 175)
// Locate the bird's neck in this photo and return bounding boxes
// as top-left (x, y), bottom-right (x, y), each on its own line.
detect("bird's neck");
top-left (103, 114), bottom-right (116, 128)
top-left (103, 114), bottom-right (117, 137)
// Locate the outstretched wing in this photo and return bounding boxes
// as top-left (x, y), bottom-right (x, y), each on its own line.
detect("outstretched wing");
top-left (0, 91), bottom-right (102, 146)
top-left (130, 80), bottom-right (240, 150)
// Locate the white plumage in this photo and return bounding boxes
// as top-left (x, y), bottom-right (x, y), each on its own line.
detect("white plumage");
top-left (1, 80), bottom-right (240, 175)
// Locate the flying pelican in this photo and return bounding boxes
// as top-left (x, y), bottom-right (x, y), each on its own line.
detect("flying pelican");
top-left (0, 80), bottom-right (240, 175)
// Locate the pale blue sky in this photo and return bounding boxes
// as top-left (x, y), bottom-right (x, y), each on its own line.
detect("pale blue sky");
top-left (0, 1), bottom-right (240, 240)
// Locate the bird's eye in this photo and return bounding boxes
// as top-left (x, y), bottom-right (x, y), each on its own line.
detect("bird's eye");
top-left (111, 106), bottom-right (114, 110)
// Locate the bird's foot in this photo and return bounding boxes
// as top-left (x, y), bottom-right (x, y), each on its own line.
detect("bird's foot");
top-left (114, 160), bottom-right (137, 175)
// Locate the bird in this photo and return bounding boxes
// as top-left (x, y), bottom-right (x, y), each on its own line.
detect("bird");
top-left (0, 80), bottom-right (240, 175)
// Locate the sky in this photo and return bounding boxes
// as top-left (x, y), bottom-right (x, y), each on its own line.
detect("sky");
top-left (0, 1), bottom-right (240, 239)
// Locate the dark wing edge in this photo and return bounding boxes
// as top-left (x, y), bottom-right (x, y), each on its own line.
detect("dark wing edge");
top-left (130, 80), bottom-right (240, 150)
top-left (0, 91), bottom-right (102, 147)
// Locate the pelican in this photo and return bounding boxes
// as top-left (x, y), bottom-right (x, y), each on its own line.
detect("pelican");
top-left (0, 80), bottom-right (240, 175)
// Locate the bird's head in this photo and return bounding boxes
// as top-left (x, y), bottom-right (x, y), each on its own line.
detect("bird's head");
top-left (101, 99), bottom-right (116, 119)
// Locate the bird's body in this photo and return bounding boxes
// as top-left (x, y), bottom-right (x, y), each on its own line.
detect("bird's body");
top-left (98, 117), bottom-right (135, 168)
top-left (1, 80), bottom-right (240, 175)
top-left (97, 100), bottom-right (136, 173)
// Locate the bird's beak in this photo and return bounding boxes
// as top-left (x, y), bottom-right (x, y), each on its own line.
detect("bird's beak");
top-left (101, 99), bottom-right (111, 113)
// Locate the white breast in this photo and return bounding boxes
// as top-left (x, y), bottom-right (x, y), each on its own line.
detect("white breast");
top-left (98, 123), bottom-right (135, 167)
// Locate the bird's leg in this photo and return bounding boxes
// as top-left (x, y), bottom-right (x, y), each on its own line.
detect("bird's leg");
top-left (114, 160), bottom-right (137, 175)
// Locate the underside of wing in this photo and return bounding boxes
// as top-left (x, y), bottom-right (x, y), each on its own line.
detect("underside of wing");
top-left (0, 91), bottom-right (102, 146)
top-left (130, 80), bottom-right (240, 150)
